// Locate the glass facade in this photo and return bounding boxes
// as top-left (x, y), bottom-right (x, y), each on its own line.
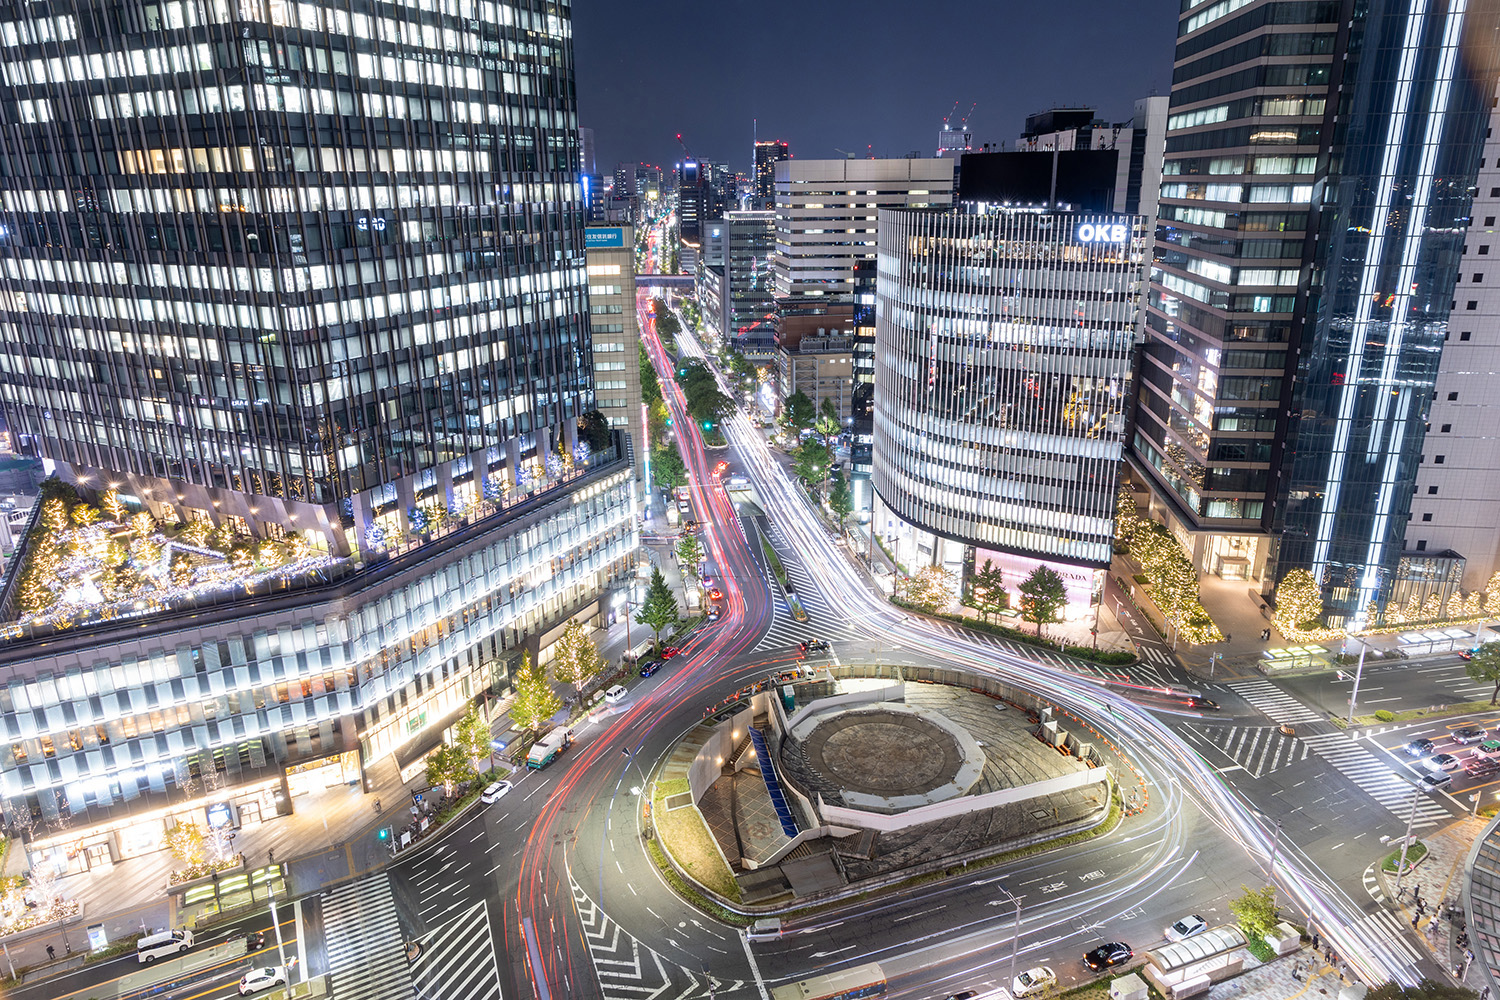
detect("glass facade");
top-left (873, 208), bottom-right (1144, 569)
top-left (0, 0), bottom-right (592, 556)
top-left (1139, 0), bottom-right (1500, 620)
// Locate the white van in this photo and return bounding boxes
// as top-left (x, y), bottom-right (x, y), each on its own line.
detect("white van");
top-left (138, 927), bottom-right (194, 963)
top-left (746, 917), bottom-right (782, 940)
top-left (604, 685), bottom-right (629, 705)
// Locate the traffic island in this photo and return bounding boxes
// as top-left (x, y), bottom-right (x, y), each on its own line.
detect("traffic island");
top-left (649, 663), bottom-right (1126, 911)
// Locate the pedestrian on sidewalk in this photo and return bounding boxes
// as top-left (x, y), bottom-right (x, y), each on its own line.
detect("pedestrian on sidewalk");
top-left (1311, 931), bottom-right (1320, 951)
top-left (46, 944), bottom-right (53, 961)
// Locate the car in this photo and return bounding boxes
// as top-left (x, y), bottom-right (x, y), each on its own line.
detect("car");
top-left (1431, 753), bottom-right (1461, 771)
top-left (480, 780), bottom-right (512, 804)
top-left (1454, 727), bottom-right (1488, 745)
top-left (799, 638), bottom-right (830, 653)
top-left (238, 966), bottom-right (288, 996)
top-left (1477, 740), bottom-right (1500, 759)
top-left (1460, 648), bottom-right (1476, 660)
top-left (713, 461), bottom-right (729, 475)
top-left (1422, 771), bottom-right (1454, 793)
top-left (604, 685), bottom-right (629, 705)
top-left (638, 660), bottom-right (661, 677)
top-left (1189, 696), bottom-right (1220, 711)
top-left (1011, 967), bottom-right (1058, 998)
top-left (708, 588), bottom-right (723, 601)
top-left (660, 646), bottom-right (682, 659)
top-left (1083, 942), bottom-right (1133, 971)
top-left (680, 521), bottom-right (700, 534)
top-left (1404, 738), bottom-right (1436, 757)
top-left (944, 993), bottom-right (978, 1000)
top-left (1165, 915), bottom-right (1207, 942)
top-left (706, 606), bottom-right (722, 622)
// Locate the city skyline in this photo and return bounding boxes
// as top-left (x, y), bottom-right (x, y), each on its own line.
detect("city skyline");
top-left (573, 0), bottom-right (1179, 172)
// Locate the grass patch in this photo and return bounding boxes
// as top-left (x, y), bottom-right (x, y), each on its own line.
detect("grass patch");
top-left (1347, 700), bottom-right (1497, 728)
top-left (892, 598), bottom-right (1138, 666)
top-left (1245, 934), bottom-right (1276, 963)
top-left (760, 536), bottom-right (788, 589)
top-left (652, 784), bottom-right (741, 903)
top-left (1382, 840), bottom-right (1428, 874)
top-left (645, 837), bottom-right (747, 921)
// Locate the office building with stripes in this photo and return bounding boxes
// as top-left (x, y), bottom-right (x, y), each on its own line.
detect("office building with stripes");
top-left (872, 207), bottom-right (1145, 613)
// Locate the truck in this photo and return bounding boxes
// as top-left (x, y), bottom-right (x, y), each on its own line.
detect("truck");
top-left (526, 728), bottom-right (572, 769)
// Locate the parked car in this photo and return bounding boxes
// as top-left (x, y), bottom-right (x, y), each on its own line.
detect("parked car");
top-left (1011, 967), bottom-right (1058, 998)
top-left (638, 660), bottom-right (661, 678)
top-left (480, 780), bottom-right (512, 804)
top-left (660, 646), bottom-right (682, 659)
top-left (1165, 915), bottom-right (1207, 942)
top-left (1454, 727), bottom-right (1488, 745)
top-left (238, 967), bottom-right (288, 996)
top-left (1430, 753), bottom-right (1462, 771)
top-left (1083, 942), bottom-right (1133, 971)
top-left (604, 685), bottom-right (629, 705)
top-left (1404, 738), bottom-right (1436, 757)
top-left (1476, 740), bottom-right (1500, 759)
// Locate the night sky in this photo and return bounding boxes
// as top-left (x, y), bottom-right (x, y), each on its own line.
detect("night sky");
top-left (572, 0), bottom-right (1182, 178)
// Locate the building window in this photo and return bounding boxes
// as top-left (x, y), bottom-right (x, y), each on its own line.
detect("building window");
top-left (1435, 455), bottom-right (1445, 464)
top-left (1429, 486), bottom-right (1439, 495)
top-left (1416, 540), bottom-right (1428, 551)
top-left (1441, 424), bottom-right (1452, 432)
top-left (1476, 274), bottom-right (1485, 283)
top-left (1467, 301), bottom-right (1479, 310)
top-left (1422, 513), bottom-right (1433, 521)
top-left (1482, 246), bottom-right (1491, 255)
top-left (1449, 392), bottom-right (1460, 400)
top-left (1461, 331), bottom-right (1472, 341)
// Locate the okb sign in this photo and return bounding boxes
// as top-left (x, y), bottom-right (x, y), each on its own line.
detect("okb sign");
top-left (1077, 223), bottom-right (1128, 244)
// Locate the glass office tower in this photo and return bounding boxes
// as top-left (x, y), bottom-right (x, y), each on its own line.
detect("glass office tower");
top-left (0, 0), bottom-right (592, 557)
top-left (1137, 0), bottom-right (1500, 622)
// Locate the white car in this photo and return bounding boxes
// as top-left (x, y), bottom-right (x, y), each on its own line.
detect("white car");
top-left (1012, 966), bottom-right (1057, 998)
top-left (1166, 914), bottom-right (1207, 941)
top-left (604, 685), bottom-right (629, 705)
top-left (238, 966), bottom-right (287, 995)
top-left (480, 780), bottom-right (512, 804)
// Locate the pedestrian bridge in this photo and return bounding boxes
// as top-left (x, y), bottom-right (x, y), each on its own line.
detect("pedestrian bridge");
top-left (635, 274), bottom-right (695, 288)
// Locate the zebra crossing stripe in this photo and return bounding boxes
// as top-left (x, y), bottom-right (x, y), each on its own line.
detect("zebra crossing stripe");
top-left (1228, 679), bottom-right (1325, 725)
top-left (1301, 733), bottom-right (1451, 826)
top-left (410, 899), bottom-right (501, 1000)
top-left (321, 876), bottom-right (412, 1000)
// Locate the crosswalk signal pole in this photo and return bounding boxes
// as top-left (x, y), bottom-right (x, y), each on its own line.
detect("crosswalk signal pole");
top-left (1393, 785), bottom-right (1421, 900)
top-left (1346, 642), bottom-right (1367, 725)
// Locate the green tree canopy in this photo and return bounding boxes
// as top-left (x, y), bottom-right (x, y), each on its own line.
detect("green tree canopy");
top-left (652, 445), bottom-right (688, 492)
top-left (652, 297), bottom-right (681, 338)
top-left (793, 438), bottom-right (831, 488)
top-left (968, 559), bottom-right (1009, 623)
top-left (1228, 884), bottom-right (1279, 939)
top-left (578, 410), bottom-right (612, 453)
top-left (828, 472), bottom-right (853, 527)
top-left (636, 566), bottom-right (680, 643)
top-left (675, 533), bottom-right (704, 568)
top-left (816, 396), bottom-right (841, 437)
top-left (640, 344), bottom-right (664, 407)
top-left (454, 706), bottom-right (491, 767)
top-left (1017, 565), bottom-right (1068, 636)
top-left (907, 566), bottom-right (955, 614)
top-left (425, 742), bottom-right (476, 793)
top-left (510, 653), bottom-right (562, 732)
top-left (1274, 568), bottom-right (1325, 633)
top-left (551, 618), bottom-right (605, 701)
top-left (1467, 641), bottom-right (1500, 705)
top-left (783, 391), bottom-right (816, 431)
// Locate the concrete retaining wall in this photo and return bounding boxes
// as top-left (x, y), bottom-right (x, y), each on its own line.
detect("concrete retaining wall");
top-left (785, 682), bottom-right (905, 740)
top-left (820, 767), bottom-right (1110, 833)
top-left (686, 706), bottom-right (752, 804)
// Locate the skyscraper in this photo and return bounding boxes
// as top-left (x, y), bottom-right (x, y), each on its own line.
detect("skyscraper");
top-left (753, 139), bottom-right (789, 206)
top-left (0, 0), bottom-right (638, 848)
top-left (1134, 0), bottom-right (1500, 624)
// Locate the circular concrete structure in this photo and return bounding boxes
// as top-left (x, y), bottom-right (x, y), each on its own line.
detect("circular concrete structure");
top-left (795, 702), bottom-right (986, 811)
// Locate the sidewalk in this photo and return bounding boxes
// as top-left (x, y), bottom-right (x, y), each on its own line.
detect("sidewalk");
top-left (1374, 816), bottom-right (1484, 985)
top-left (1205, 952), bottom-right (1352, 1000)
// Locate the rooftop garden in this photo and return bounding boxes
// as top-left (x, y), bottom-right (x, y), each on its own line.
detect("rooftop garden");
top-left (3, 481), bottom-right (343, 634)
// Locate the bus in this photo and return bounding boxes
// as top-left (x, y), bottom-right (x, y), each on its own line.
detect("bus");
top-left (137, 927), bottom-right (194, 964)
top-left (526, 728), bottom-right (572, 769)
top-left (769, 963), bottom-right (886, 1000)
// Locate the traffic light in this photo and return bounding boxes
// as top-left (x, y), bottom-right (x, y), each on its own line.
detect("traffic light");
top-left (702, 421), bottom-right (712, 430)
top-left (665, 417), bottom-right (673, 426)
top-left (377, 826), bottom-right (390, 842)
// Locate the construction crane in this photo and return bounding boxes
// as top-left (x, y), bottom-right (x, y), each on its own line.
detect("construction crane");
top-left (675, 133), bottom-right (695, 163)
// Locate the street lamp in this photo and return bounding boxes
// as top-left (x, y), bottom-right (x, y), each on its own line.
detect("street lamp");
top-left (1345, 620), bottom-right (1368, 726)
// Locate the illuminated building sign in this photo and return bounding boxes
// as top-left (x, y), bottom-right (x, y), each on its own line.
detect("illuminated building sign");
top-left (1077, 222), bottom-right (1128, 243)
top-left (586, 227), bottom-right (627, 249)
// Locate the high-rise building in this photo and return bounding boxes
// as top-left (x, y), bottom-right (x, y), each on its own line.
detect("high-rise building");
top-left (1134, 0), bottom-right (1500, 624)
top-left (772, 158), bottom-right (955, 402)
top-left (874, 208), bottom-right (1145, 612)
top-left (704, 211), bottom-right (777, 360)
top-left (677, 160), bottom-right (705, 274)
top-left (753, 139), bottom-right (789, 206)
top-left (578, 126), bottom-right (597, 176)
top-left (0, 1), bottom-right (637, 852)
top-left (1405, 84), bottom-right (1500, 604)
top-left (585, 226), bottom-right (647, 492)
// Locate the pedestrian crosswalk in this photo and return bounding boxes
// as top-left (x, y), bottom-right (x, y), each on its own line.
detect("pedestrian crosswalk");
top-left (1227, 678), bottom-right (1326, 725)
top-left (321, 876), bottom-right (411, 1000)
top-left (1301, 732), bottom-right (1452, 827)
top-left (410, 899), bottom-right (502, 1000)
top-left (1190, 725), bottom-right (1311, 777)
top-left (570, 871), bottom-right (743, 1000)
top-left (1360, 908), bottom-right (1425, 965)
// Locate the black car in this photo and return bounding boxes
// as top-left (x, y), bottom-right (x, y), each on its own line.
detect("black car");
top-left (1404, 738), bottom-right (1436, 757)
top-left (799, 638), bottom-right (830, 653)
top-left (1454, 727), bottom-right (1488, 745)
top-left (1083, 942), bottom-right (1133, 971)
top-left (638, 660), bottom-right (661, 678)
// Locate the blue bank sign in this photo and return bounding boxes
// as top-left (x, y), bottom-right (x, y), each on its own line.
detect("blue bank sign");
top-left (586, 227), bottom-right (626, 249)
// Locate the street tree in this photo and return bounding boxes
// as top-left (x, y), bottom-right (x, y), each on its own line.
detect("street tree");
top-left (640, 345), bottom-right (663, 407)
top-left (907, 566), bottom-right (955, 614)
top-left (782, 391), bottom-right (816, 432)
top-left (652, 445), bottom-right (688, 492)
top-left (425, 742), bottom-right (475, 795)
top-left (636, 566), bottom-right (680, 644)
top-left (1274, 568), bottom-right (1325, 634)
top-left (551, 619), bottom-right (605, 702)
top-left (1114, 483), bottom-right (1138, 549)
top-left (968, 559), bottom-right (1009, 623)
top-left (1467, 641), bottom-right (1500, 705)
top-left (816, 396), bottom-right (841, 438)
top-left (577, 410), bottom-right (611, 453)
top-left (793, 438), bottom-right (831, 490)
top-left (510, 653), bottom-right (562, 732)
top-left (827, 473), bottom-right (853, 528)
top-left (454, 706), bottom-right (491, 769)
top-left (165, 820), bottom-right (207, 868)
top-left (1017, 565), bottom-right (1068, 636)
top-left (1228, 884), bottom-right (1279, 940)
top-left (675, 533), bottom-right (704, 569)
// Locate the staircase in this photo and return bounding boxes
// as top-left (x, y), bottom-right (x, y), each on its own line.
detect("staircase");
top-left (748, 728), bottom-right (799, 837)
